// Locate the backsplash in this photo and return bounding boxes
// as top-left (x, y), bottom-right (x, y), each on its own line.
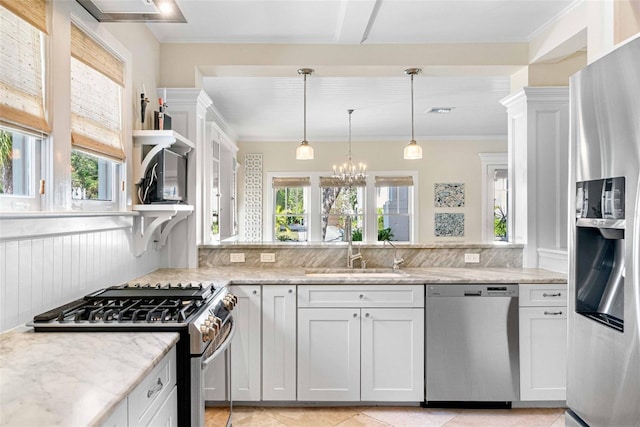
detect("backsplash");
top-left (199, 244), bottom-right (523, 269)
top-left (0, 226), bottom-right (164, 332)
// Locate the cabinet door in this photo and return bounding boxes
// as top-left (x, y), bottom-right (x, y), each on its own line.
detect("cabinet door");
top-left (230, 285), bottom-right (262, 401)
top-left (519, 306), bottom-right (567, 400)
top-left (298, 308), bottom-right (360, 401)
top-left (262, 285), bottom-right (297, 400)
top-left (146, 386), bottom-right (178, 427)
top-left (361, 308), bottom-right (424, 401)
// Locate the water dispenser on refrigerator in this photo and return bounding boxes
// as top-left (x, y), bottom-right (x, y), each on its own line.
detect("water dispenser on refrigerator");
top-left (574, 177), bottom-right (625, 332)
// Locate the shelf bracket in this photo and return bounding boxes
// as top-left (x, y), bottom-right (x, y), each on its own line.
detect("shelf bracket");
top-left (132, 206), bottom-right (194, 257)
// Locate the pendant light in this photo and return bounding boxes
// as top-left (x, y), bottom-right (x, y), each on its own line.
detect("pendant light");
top-left (404, 68), bottom-right (423, 160)
top-left (296, 68), bottom-right (314, 160)
top-left (333, 109), bottom-right (366, 187)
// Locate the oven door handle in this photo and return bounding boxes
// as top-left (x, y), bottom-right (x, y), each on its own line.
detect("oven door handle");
top-left (201, 317), bottom-right (236, 369)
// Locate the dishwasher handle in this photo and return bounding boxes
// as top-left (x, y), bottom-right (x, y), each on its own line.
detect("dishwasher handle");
top-left (464, 291), bottom-right (482, 296)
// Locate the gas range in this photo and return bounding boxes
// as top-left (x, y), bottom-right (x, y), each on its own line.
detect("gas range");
top-left (31, 281), bottom-right (237, 427)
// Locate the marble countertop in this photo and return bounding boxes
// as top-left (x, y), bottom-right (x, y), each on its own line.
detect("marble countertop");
top-left (0, 327), bottom-right (179, 427)
top-left (132, 266), bottom-right (567, 286)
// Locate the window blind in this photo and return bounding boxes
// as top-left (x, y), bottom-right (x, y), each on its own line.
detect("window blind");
top-left (320, 176), bottom-right (366, 187)
top-left (0, 4), bottom-right (49, 133)
top-left (70, 24), bottom-right (124, 161)
top-left (272, 177), bottom-right (311, 188)
top-left (374, 176), bottom-right (414, 187)
top-left (0, 0), bottom-right (47, 34)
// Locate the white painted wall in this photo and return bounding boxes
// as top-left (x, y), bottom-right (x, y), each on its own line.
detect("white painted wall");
top-left (0, 4), bottom-right (168, 332)
top-left (237, 138), bottom-right (506, 243)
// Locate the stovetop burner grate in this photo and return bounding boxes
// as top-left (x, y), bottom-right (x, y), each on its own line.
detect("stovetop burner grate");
top-left (34, 282), bottom-right (221, 325)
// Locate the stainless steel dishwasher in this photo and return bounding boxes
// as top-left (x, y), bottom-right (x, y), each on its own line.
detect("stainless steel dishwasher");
top-left (426, 284), bottom-right (519, 403)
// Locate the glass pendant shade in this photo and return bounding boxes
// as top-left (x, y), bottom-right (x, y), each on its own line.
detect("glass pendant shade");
top-left (404, 140), bottom-right (423, 160)
top-left (296, 68), bottom-right (314, 160)
top-left (404, 68), bottom-right (422, 160)
top-left (296, 140), bottom-right (314, 160)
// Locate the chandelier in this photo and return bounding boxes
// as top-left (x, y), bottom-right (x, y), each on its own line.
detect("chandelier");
top-left (333, 109), bottom-right (366, 187)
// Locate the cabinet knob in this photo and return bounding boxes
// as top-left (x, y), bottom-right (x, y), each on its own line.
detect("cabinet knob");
top-left (359, 294), bottom-right (364, 299)
top-left (288, 289), bottom-right (293, 294)
top-left (353, 313), bottom-right (358, 318)
top-left (252, 290), bottom-right (258, 295)
top-left (365, 313), bottom-right (370, 318)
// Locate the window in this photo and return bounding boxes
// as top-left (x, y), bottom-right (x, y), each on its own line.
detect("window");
top-left (71, 150), bottom-right (118, 201)
top-left (0, 3), bottom-right (48, 211)
top-left (320, 177), bottom-right (365, 242)
top-left (273, 177), bottom-right (310, 242)
top-left (375, 176), bottom-right (414, 241)
top-left (493, 168), bottom-right (508, 241)
top-left (267, 172), bottom-right (416, 243)
top-left (70, 23), bottom-right (124, 209)
top-left (479, 153), bottom-right (509, 242)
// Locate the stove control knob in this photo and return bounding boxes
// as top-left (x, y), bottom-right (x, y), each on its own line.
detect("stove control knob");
top-left (208, 314), bottom-right (216, 323)
top-left (200, 325), bottom-right (210, 342)
top-left (208, 326), bottom-right (216, 341)
top-left (223, 294), bottom-right (237, 310)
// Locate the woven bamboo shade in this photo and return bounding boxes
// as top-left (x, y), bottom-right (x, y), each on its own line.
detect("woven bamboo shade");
top-left (0, 5), bottom-right (49, 133)
top-left (71, 23), bottom-right (123, 86)
top-left (272, 177), bottom-right (311, 188)
top-left (374, 176), bottom-right (414, 187)
top-left (320, 176), bottom-right (366, 187)
top-left (0, 0), bottom-right (47, 34)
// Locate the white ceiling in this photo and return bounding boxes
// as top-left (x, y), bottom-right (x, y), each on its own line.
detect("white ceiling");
top-left (141, 0), bottom-right (578, 142)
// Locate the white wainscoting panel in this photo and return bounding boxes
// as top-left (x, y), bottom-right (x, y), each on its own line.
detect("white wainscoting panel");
top-left (0, 227), bottom-right (165, 332)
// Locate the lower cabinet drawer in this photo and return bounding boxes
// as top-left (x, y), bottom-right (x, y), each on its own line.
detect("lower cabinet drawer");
top-left (128, 347), bottom-right (177, 427)
top-left (519, 284), bottom-right (567, 307)
top-left (298, 285), bottom-right (424, 308)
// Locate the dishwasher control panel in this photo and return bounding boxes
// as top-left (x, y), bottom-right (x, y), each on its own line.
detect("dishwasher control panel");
top-left (427, 284), bottom-right (518, 297)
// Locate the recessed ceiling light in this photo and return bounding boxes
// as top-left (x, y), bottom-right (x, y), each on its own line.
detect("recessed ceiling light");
top-left (426, 107), bottom-right (455, 114)
top-left (157, 1), bottom-right (173, 15)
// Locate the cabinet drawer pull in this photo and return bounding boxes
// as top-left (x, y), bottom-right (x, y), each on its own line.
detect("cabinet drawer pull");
top-left (542, 292), bottom-right (562, 298)
top-left (544, 311), bottom-right (563, 316)
top-left (147, 378), bottom-right (163, 398)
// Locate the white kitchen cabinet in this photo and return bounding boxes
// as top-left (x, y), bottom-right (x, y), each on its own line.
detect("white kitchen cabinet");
top-left (297, 285), bottom-right (424, 402)
top-left (361, 308), bottom-right (424, 401)
top-left (262, 285), bottom-right (297, 400)
top-left (230, 285), bottom-right (262, 401)
top-left (519, 284), bottom-right (567, 401)
top-left (101, 347), bottom-right (177, 427)
top-left (298, 308), bottom-right (361, 401)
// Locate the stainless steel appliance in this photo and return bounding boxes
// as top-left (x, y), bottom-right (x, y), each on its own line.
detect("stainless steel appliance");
top-left (568, 36), bottom-right (640, 427)
top-left (425, 284), bottom-right (519, 404)
top-left (31, 282), bottom-right (237, 427)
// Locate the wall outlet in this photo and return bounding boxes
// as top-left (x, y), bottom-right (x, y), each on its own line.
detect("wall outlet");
top-left (464, 253), bottom-right (480, 263)
top-left (260, 253), bottom-right (276, 263)
top-left (230, 253), bottom-right (245, 263)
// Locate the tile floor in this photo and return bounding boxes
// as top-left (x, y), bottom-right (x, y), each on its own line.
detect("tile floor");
top-left (205, 406), bottom-right (566, 426)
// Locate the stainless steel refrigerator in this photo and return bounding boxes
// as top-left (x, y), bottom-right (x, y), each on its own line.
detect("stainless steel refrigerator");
top-left (567, 36), bottom-right (640, 426)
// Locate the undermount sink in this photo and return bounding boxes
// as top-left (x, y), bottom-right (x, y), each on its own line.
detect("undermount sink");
top-left (304, 268), bottom-right (408, 278)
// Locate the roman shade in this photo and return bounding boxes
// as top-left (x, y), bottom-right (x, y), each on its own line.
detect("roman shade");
top-left (272, 177), bottom-right (311, 188)
top-left (0, 2), bottom-right (49, 133)
top-left (70, 23), bottom-right (125, 161)
top-left (320, 176), bottom-right (366, 187)
top-left (374, 176), bottom-right (414, 187)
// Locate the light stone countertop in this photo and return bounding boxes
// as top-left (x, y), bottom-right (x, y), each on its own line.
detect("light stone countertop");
top-left (0, 266), bottom-right (564, 427)
top-left (0, 327), bottom-right (179, 427)
top-left (131, 266), bottom-right (567, 286)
